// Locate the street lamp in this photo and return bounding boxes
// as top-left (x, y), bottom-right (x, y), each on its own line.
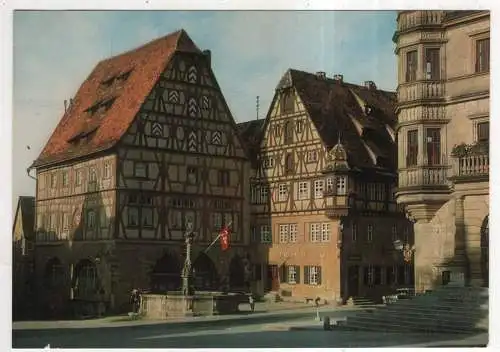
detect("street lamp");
top-left (393, 239), bottom-right (415, 263)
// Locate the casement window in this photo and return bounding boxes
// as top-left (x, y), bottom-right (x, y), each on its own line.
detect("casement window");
top-left (286, 265), bottom-right (300, 284)
top-left (62, 172), bottom-right (69, 187)
top-left (76, 169), bottom-right (83, 186)
top-left (336, 176), bottom-right (346, 195)
top-left (260, 187), bottom-right (269, 203)
top-left (367, 224), bottom-right (373, 242)
top-left (425, 48), bottom-right (440, 80)
top-left (326, 177), bottom-right (334, 192)
top-left (352, 223), bottom-right (357, 242)
top-left (392, 225), bottom-right (398, 242)
top-left (321, 223), bottom-right (331, 242)
top-left (278, 183), bottom-right (288, 202)
top-left (279, 224), bottom-right (289, 243)
top-left (284, 121), bottom-right (294, 144)
top-left (289, 224), bottom-right (298, 243)
top-left (314, 180), bottom-right (324, 199)
top-left (296, 120), bottom-right (303, 133)
top-left (141, 208), bottom-right (154, 227)
top-left (475, 38), bottom-right (490, 73)
top-left (425, 128), bottom-right (441, 165)
top-left (262, 157), bottom-right (274, 169)
top-left (284, 153), bottom-right (294, 174)
top-left (260, 225), bottom-right (272, 244)
top-left (363, 265), bottom-right (374, 285)
top-left (104, 162), bottom-right (112, 179)
top-left (63, 213), bottom-right (70, 230)
top-left (304, 266), bottom-right (322, 285)
top-left (298, 181), bottom-right (309, 200)
top-left (87, 210), bottom-right (96, 230)
top-left (477, 121), bottom-right (489, 143)
top-left (310, 223), bottom-right (321, 242)
top-left (127, 207), bottom-right (139, 227)
top-left (405, 50), bottom-right (418, 82)
top-left (217, 170), bottom-right (230, 186)
top-left (306, 150), bottom-right (318, 163)
top-left (134, 162), bottom-right (147, 178)
top-left (187, 167), bottom-right (198, 184)
top-left (406, 130), bottom-right (418, 167)
top-left (281, 89), bottom-right (294, 114)
top-left (89, 168), bottom-right (97, 183)
top-left (212, 212), bottom-right (222, 230)
top-left (50, 174), bottom-right (57, 188)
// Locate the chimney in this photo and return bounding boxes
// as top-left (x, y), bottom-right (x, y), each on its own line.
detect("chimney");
top-left (69, 98), bottom-right (74, 107)
top-left (364, 80), bottom-right (377, 90)
top-left (333, 74), bottom-right (343, 83)
top-left (64, 100), bottom-right (68, 112)
top-left (316, 71), bottom-right (326, 80)
top-left (203, 50), bottom-right (211, 68)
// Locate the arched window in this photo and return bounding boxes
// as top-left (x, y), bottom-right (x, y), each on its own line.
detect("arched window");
top-left (74, 259), bottom-right (98, 298)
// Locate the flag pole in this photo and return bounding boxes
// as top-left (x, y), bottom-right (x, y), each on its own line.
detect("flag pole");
top-left (204, 221), bottom-right (232, 254)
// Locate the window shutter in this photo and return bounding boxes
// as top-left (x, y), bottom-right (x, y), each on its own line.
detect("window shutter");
top-left (317, 266), bottom-right (322, 285)
top-left (304, 266), bottom-right (310, 284)
top-left (295, 266), bottom-right (301, 284)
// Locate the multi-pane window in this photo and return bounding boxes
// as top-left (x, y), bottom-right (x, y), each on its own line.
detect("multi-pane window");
top-left (314, 180), bottom-right (324, 198)
top-left (260, 187), bottom-right (269, 203)
top-left (142, 208), bottom-right (154, 227)
top-left (50, 174), bottom-right (57, 188)
top-left (251, 185), bottom-right (269, 204)
top-left (475, 38), bottom-right (490, 73)
top-left (352, 223), bottom-right (357, 242)
top-left (306, 150), bottom-right (318, 163)
top-left (89, 168), bottom-right (97, 183)
top-left (304, 266), bottom-right (322, 285)
top-left (212, 212), bottom-right (222, 229)
top-left (364, 265), bottom-right (374, 285)
top-left (63, 213), bottom-right (70, 230)
top-left (187, 167), bottom-right (197, 184)
top-left (289, 224), bottom-right (298, 243)
top-left (87, 210), bottom-right (96, 230)
top-left (279, 224), bottom-right (289, 243)
top-left (278, 184), bottom-right (288, 202)
top-left (104, 162), bottom-right (111, 179)
top-left (392, 225), bottom-right (398, 242)
top-left (134, 163), bottom-right (147, 178)
top-left (310, 223), bottom-right (321, 242)
top-left (62, 172), bottom-right (69, 187)
top-left (326, 177), bottom-right (334, 192)
top-left (477, 121), bottom-right (489, 143)
top-left (367, 224), bottom-right (373, 242)
top-left (262, 156), bottom-right (275, 169)
top-left (426, 128), bottom-right (441, 165)
top-left (336, 176), bottom-right (346, 195)
top-left (425, 48), bottom-right (440, 80)
top-left (76, 169), bottom-right (83, 186)
top-left (284, 153), bottom-right (294, 174)
top-left (321, 223), bottom-right (331, 242)
top-left (127, 207), bottom-right (139, 227)
top-left (406, 50), bottom-right (418, 82)
top-left (260, 225), bottom-right (272, 244)
top-left (287, 266), bottom-right (297, 284)
top-left (298, 181), bottom-right (309, 200)
top-left (218, 170), bottom-right (230, 186)
top-left (407, 130), bottom-right (418, 167)
top-left (284, 121), bottom-right (294, 144)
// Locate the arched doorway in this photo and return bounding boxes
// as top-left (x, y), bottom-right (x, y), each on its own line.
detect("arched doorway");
top-left (193, 253), bottom-right (218, 291)
top-left (480, 215), bottom-right (489, 287)
top-left (74, 259), bottom-right (99, 299)
top-left (229, 255), bottom-right (245, 290)
top-left (150, 252), bottom-right (181, 292)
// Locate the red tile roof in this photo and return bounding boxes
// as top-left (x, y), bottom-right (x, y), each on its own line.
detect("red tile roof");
top-left (33, 29), bottom-right (201, 168)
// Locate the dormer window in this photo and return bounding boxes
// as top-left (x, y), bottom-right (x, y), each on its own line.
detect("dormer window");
top-left (85, 97), bottom-right (116, 116)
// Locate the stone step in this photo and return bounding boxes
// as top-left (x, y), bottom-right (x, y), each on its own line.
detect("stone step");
top-left (335, 319), bottom-right (482, 334)
top-left (354, 308), bottom-right (488, 323)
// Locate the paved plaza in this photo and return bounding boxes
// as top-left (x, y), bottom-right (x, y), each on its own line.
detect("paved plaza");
top-left (12, 303), bottom-right (488, 348)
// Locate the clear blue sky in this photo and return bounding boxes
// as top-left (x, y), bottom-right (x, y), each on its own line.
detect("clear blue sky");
top-left (13, 10), bottom-right (397, 209)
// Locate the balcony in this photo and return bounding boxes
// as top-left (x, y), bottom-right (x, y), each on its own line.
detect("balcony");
top-left (397, 81), bottom-right (445, 104)
top-left (324, 193), bottom-right (350, 218)
top-left (450, 142), bottom-right (489, 183)
top-left (398, 166), bottom-right (450, 190)
top-left (397, 11), bottom-right (444, 32)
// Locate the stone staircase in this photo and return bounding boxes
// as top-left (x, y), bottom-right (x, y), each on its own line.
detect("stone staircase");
top-left (336, 285), bottom-right (488, 334)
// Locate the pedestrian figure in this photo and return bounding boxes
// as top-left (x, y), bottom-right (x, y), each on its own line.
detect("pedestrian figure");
top-left (248, 294), bottom-right (255, 313)
top-left (315, 297), bottom-right (321, 308)
top-left (130, 289), bottom-right (141, 315)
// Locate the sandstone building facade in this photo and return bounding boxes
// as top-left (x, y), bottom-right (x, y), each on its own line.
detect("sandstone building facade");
top-left (393, 10), bottom-right (490, 291)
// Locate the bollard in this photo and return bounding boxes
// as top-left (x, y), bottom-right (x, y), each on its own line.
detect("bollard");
top-left (323, 316), bottom-right (331, 331)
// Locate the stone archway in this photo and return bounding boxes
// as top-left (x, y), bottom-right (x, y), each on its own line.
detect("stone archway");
top-left (74, 259), bottom-right (99, 299)
top-left (150, 252), bottom-right (181, 293)
top-left (229, 255), bottom-right (245, 290)
top-left (480, 215), bottom-right (489, 287)
top-left (193, 253), bottom-right (218, 291)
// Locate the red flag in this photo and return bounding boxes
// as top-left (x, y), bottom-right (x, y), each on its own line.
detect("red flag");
top-left (220, 225), bottom-right (231, 251)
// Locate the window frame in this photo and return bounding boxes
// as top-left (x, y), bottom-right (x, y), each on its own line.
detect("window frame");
top-left (279, 224), bottom-right (289, 243)
top-left (425, 47), bottom-right (440, 80)
top-left (475, 37), bottom-right (490, 73)
top-left (425, 127), bottom-right (441, 166)
top-left (260, 225), bottom-right (272, 244)
top-left (406, 129), bottom-right (419, 167)
top-left (278, 183), bottom-right (288, 202)
top-left (367, 224), bottom-right (373, 242)
top-left (405, 50), bottom-right (418, 82)
top-left (314, 179), bottom-right (324, 199)
top-left (298, 181), bottom-right (309, 200)
top-left (310, 223), bottom-right (321, 243)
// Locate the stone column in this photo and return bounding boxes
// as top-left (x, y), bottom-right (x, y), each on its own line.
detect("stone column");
top-left (413, 220), bottom-right (435, 292)
top-left (450, 195), bottom-right (469, 286)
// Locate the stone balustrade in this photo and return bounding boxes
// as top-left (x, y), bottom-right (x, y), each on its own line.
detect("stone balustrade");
top-left (397, 81), bottom-right (445, 103)
top-left (452, 153), bottom-right (489, 178)
top-left (398, 166), bottom-right (449, 188)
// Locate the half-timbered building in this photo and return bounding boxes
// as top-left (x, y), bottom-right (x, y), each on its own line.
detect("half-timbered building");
top-left (31, 30), bottom-right (253, 317)
top-left (249, 69), bottom-right (415, 302)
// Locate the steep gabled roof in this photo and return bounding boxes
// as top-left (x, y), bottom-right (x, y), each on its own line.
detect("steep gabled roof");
top-left (276, 69), bottom-right (397, 171)
top-left (13, 196), bottom-right (35, 239)
top-left (33, 29), bottom-right (201, 168)
top-left (443, 10), bottom-right (487, 22)
top-left (236, 119), bottom-right (265, 167)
